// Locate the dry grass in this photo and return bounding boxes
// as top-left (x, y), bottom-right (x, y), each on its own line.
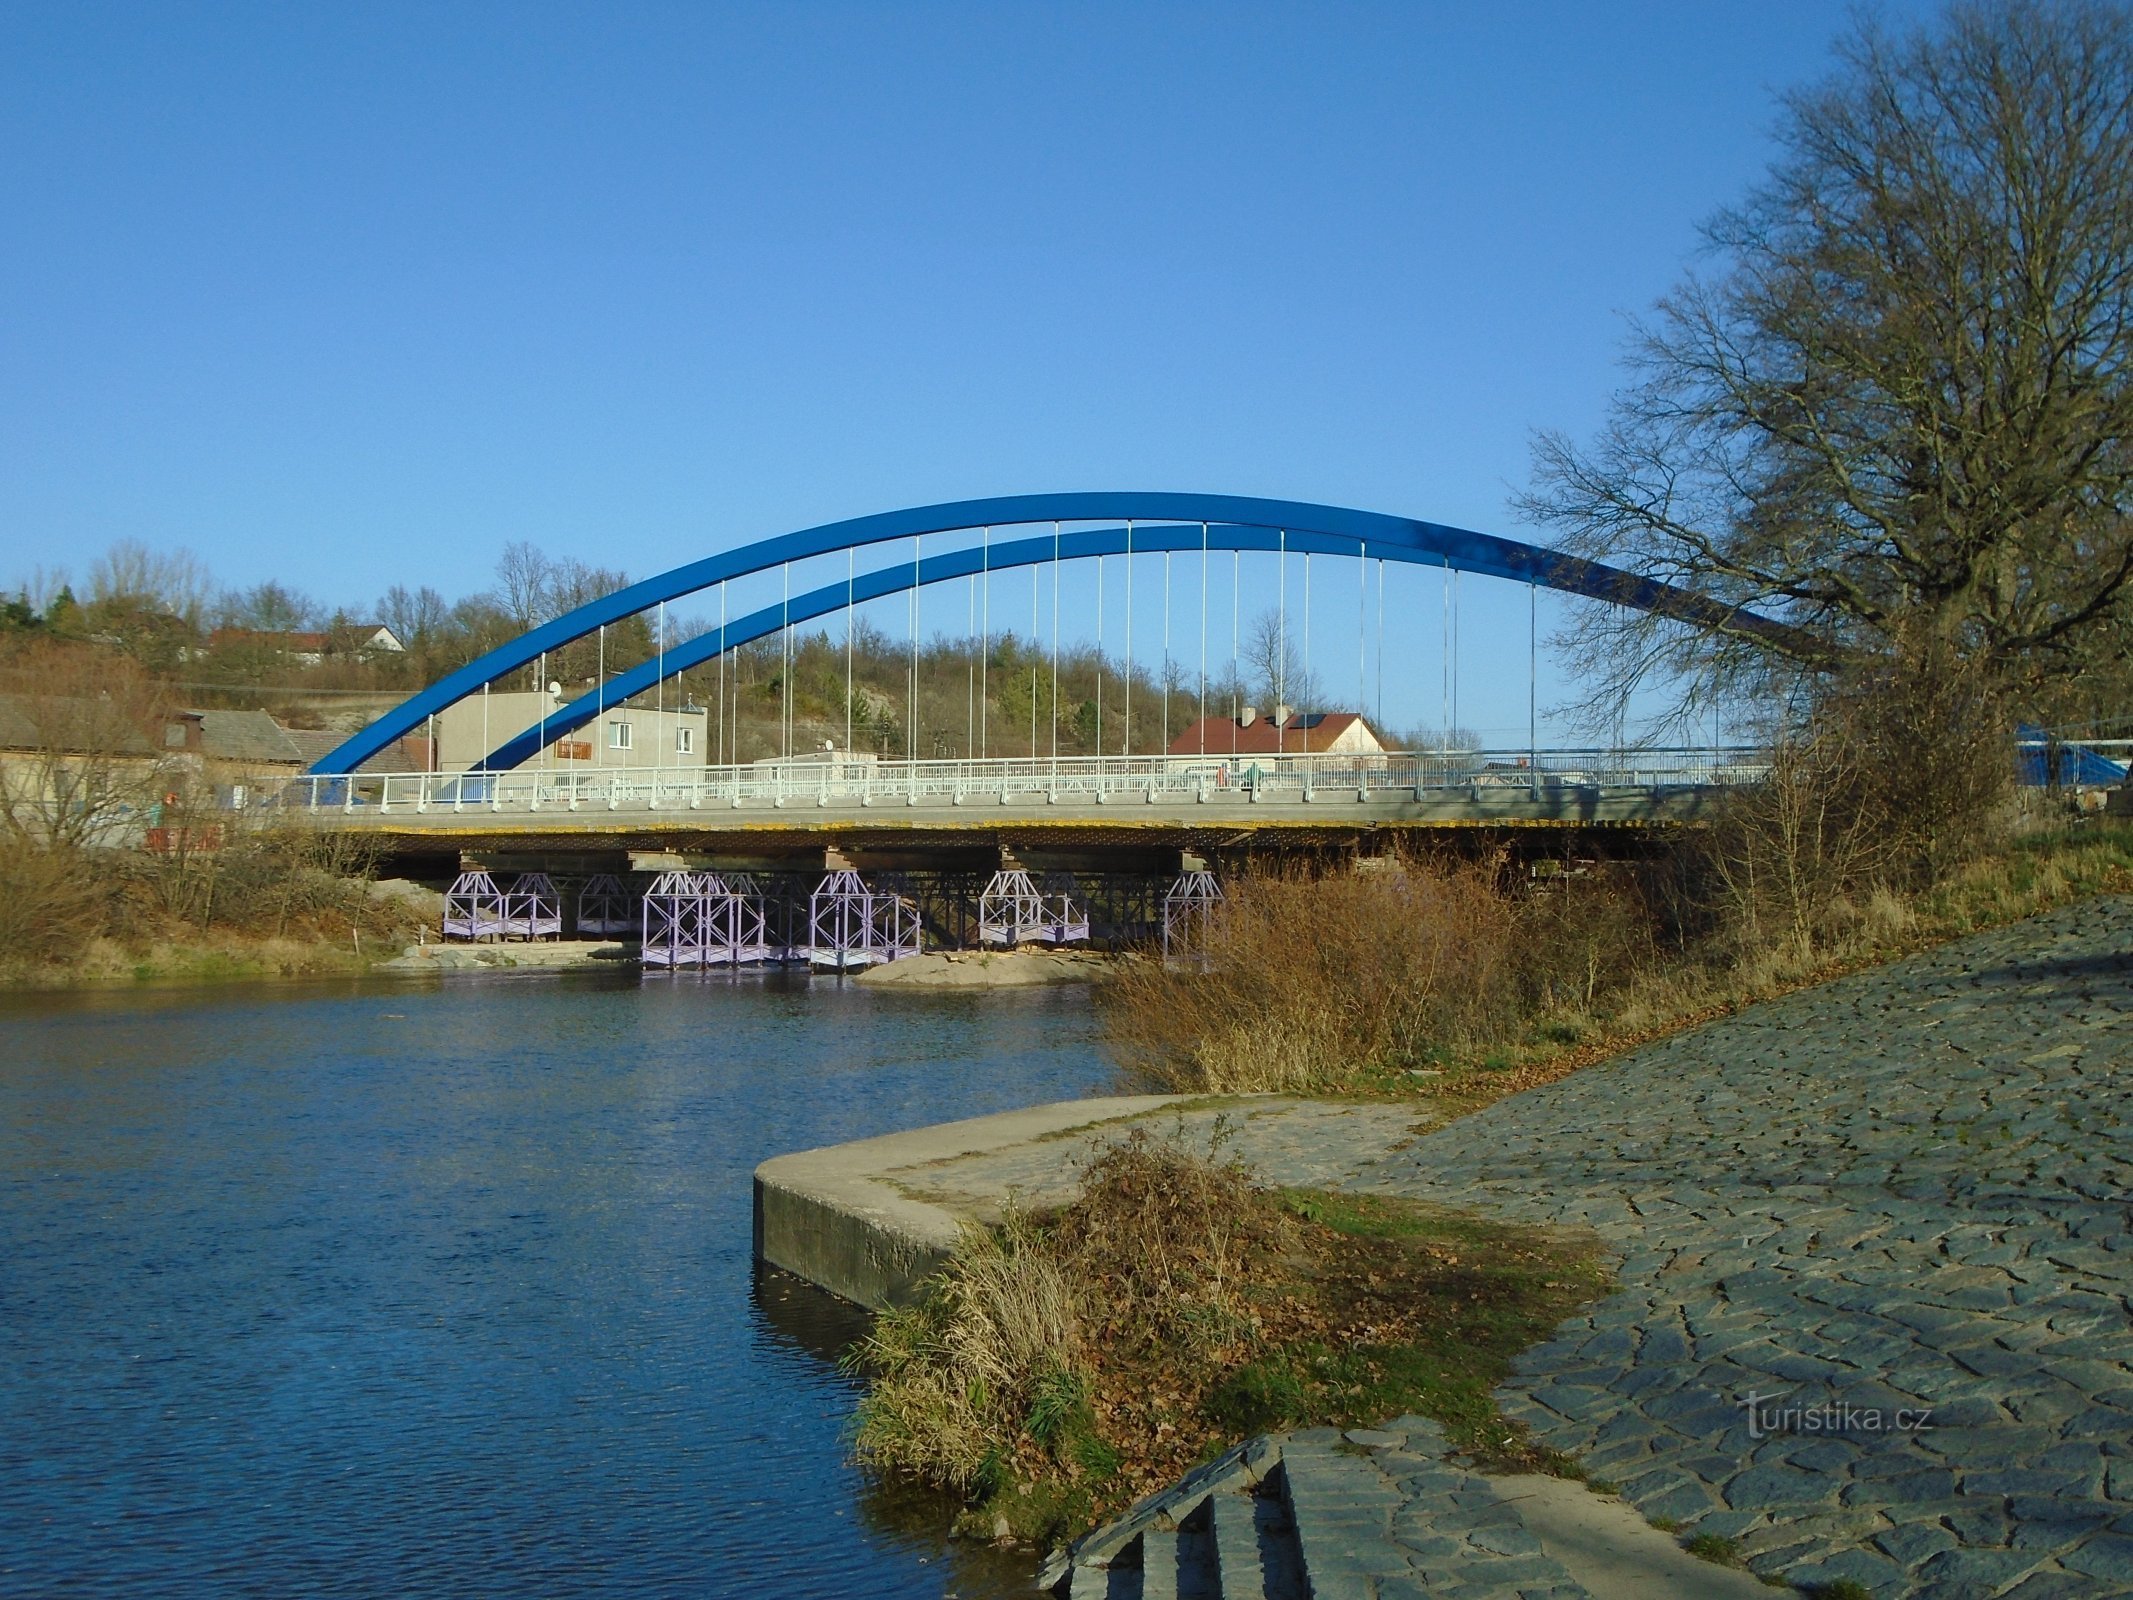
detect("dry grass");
top-left (1102, 850), bottom-right (1670, 1094)
top-left (846, 1126), bottom-right (1608, 1548)
top-left (1100, 818), bottom-right (2133, 1109)
top-left (0, 826), bottom-right (425, 987)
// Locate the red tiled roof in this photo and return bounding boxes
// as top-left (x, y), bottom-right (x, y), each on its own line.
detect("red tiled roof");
top-left (1165, 712), bottom-right (1375, 756)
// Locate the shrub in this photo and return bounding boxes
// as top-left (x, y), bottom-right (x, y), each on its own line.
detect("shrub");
top-left (0, 841), bottom-right (105, 967)
top-left (1100, 851), bottom-right (1670, 1093)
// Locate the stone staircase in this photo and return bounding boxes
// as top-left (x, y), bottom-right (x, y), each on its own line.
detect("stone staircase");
top-left (1038, 1437), bottom-right (1304, 1600)
top-left (1040, 1419), bottom-right (1773, 1600)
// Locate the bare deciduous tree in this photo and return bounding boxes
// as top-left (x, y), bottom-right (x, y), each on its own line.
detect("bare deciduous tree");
top-left (0, 640), bottom-right (171, 849)
top-left (1523, 2), bottom-right (2133, 724)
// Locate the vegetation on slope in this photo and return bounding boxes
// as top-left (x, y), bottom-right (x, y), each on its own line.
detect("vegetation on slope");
top-left (845, 1127), bottom-right (1608, 1548)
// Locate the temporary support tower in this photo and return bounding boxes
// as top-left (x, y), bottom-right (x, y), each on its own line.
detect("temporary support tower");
top-left (805, 869), bottom-right (918, 971)
top-left (1161, 870), bottom-right (1223, 958)
top-left (442, 871), bottom-right (506, 941)
top-left (977, 869), bottom-right (1049, 946)
top-left (574, 873), bottom-right (638, 937)
top-left (1039, 871), bottom-right (1092, 945)
top-left (501, 873), bottom-right (562, 940)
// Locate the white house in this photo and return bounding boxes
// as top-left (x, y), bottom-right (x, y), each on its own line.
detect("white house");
top-left (431, 689), bottom-right (709, 773)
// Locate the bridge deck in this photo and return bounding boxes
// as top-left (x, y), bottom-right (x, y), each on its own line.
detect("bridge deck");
top-left (287, 750), bottom-right (1754, 852)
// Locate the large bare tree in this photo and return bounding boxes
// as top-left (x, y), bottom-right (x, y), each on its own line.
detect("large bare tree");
top-left (1522, 2), bottom-right (2133, 724)
top-left (0, 640), bottom-right (170, 849)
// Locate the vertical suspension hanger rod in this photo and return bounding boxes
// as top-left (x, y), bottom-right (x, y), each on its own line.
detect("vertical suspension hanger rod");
top-left (1529, 576), bottom-right (1538, 792)
top-left (1376, 557), bottom-right (1385, 736)
top-left (1277, 530), bottom-right (1287, 754)
top-left (1050, 522), bottom-right (1060, 770)
top-left (1357, 545), bottom-right (1367, 738)
top-left (979, 528), bottom-right (989, 760)
top-left (1230, 548), bottom-right (1240, 726)
top-left (909, 534), bottom-right (920, 765)
top-left (845, 547), bottom-right (855, 755)
top-left (780, 565), bottom-right (791, 760)
top-left (1198, 521), bottom-right (1208, 757)
top-left (1123, 520), bottom-right (1134, 759)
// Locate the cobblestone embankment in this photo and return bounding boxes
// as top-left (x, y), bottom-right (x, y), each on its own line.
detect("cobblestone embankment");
top-left (1348, 893), bottom-right (2133, 1597)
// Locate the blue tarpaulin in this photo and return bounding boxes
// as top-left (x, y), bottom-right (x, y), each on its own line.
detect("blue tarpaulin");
top-left (2016, 725), bottom-right (2127, 787)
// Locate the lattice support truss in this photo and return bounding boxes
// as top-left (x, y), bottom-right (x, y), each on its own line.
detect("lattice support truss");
top-left (442, 870), bottom-right (506, 942)
top-left (977, 869), bottom-right (1049, 946)
top-left (1038, 872), bottom-right (1092, 945)
top-left (806, 869), bottom-right (918, 971)
top-left (501, 873), bottom-right (562, 940)
top-left (574, 873), bottom-right (637, 937)
top-left (641, 870), bottom-right (779, 968)
top-left (1161, 870), bottom-right (1223, 958)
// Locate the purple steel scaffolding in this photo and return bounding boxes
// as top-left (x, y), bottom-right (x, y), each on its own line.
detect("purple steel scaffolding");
top-left (977, 869), bottom-right (1048, 946)
top-left (805, 869), bottom-right (918, 971)
top-left (501, 873), bottom-right (562, 940)
top-left (719, 873), bottom-right (790, 964)
top-left (642, 870), bottom-right (780, 967)
top-left (1161, 870), bottom-right (1223, 958)
top-left (441, 870), bottom-right (507, 941)
top-left (574, 873), bottom-right (638, 937)
top-left (709, 874), bottom-right (775, 965)
top-left (642, 870), bottom-right (723, 968)
top-left (1039, 871), bottom-right (1092, 945)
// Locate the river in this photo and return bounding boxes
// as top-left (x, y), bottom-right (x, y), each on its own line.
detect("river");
top-left (0, 970), bottom-right (1116, 1598)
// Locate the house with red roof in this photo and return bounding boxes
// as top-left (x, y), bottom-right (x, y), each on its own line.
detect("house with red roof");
top-left (1165, 707), bottom-right (1388, 757)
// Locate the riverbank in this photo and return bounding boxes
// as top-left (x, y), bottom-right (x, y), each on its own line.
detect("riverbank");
top-left (0, 859), bottom-right (440, 990)
top-left (855, 948), bottom-right (1109, 989)
top-left (787, 892), bottom-right (2133, 1593)
top-left (0, 926), bottom-right (418, 989)
top-left (377, 938), bottom-right (640, 974)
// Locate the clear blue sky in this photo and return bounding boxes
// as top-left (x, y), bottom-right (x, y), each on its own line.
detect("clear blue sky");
top-left (1, 1), bottom-right (1941, 743)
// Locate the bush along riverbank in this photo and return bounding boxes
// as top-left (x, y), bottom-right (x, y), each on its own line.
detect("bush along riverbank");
top-left (1101, 817), bottom-right (2133, 1114)
top-left (844, 1127), bottom-right (1610, 1550)
top-left (0, 830), bottom-right (435, 988)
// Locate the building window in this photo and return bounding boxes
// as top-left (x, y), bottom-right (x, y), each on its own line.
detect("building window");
top-left (675, 726), bottom-right (693, 755)
top-left (608, 720), bottom-right (632, 750)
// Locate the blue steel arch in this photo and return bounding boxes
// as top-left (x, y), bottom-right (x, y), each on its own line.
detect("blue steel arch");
top-left (311, 493), bottom-right (1798, 775)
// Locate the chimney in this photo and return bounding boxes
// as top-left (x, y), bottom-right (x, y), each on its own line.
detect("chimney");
top-left (1273, 703), bottom-right (1293, 725)
top-left (1239, 705), bottom-right (1258, 727)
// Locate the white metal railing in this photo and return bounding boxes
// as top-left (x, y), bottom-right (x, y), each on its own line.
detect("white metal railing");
top-left (278, 748), bottom-right (1771, 818)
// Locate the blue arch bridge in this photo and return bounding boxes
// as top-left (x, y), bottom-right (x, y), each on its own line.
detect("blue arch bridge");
top-left (295, 493), bottom-right (1785, 970)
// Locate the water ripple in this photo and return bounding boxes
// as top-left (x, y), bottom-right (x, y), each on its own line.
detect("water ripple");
top-left (0, 974), bottom-right (1110, 1597)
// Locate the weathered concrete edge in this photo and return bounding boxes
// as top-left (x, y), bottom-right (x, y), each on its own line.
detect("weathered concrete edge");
top-left (752, 1094), bottom-right (1192, 1310)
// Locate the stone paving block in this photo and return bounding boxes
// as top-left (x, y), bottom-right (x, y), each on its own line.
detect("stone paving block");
top-left (2062, 1532), bottom-right (2133, 1586)
top-left (1623, 1477), bottom-right (1714, 1524)
top-left (1723, 1462), bottom-right (1842, 1511)
top-left (1787, 1546), bottom-right (1908, 1594)
top-left (1995, 1571), bottom-right (2098, 1600)
top-left (1911, 1545), bottom-right (2048, 1595)
top-left (1963, 1467), bottom-right (2099, 1499)
top-left (1875, 1519), bottom-right (1958, 1565)
top-left (1847, 1467), bottom-right (1961, 1505)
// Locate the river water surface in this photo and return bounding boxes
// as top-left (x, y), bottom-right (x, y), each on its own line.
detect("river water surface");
top-left (0, 971), bottom-right (1114, 1598)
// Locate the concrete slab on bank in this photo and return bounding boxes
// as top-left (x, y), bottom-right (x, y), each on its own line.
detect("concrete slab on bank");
top-left (751, 1093), bottom-right (1429, 1310)
top-left (751, 1095), bottom-right (1192, 1310)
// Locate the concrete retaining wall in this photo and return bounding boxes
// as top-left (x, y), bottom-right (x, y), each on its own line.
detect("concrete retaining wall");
top-left (751, 1095), bottom-right (1188, 1309)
